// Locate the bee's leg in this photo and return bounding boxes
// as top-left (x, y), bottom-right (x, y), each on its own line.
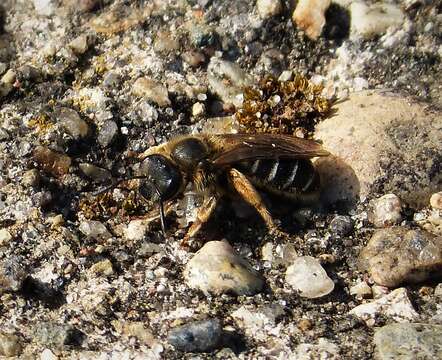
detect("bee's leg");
top-left (181, 195), bottom-right (218, 248)
top-left (227, 168), bottom-right (279, 232)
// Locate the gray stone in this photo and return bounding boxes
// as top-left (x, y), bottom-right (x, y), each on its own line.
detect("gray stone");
top-left (329, 215), bottom-right (353, 237)
top-left (207, 58), bottom-right (253, 107)
top-left (0, 256), bottom-right (27, 293)
top-left (285, 256), bottom-right (334, 298)
top-left (57, 107), bottom-right (89, 139)
top-left (374, 323), bottom-right (442, 359)
top-left (349, 288), bottom-right (418, 323)
top-left (368, 194), bottom-right (403, 228)
top-left (34, 322), bottom-right (85, 349)
top-left (68, 35), bottom-right (90, 55)
top-left (0, 332), bottom-right (22, 357)
top-left (97, 120), bottom-right (118, 147)
top-left (315, 91), bottom-right (442, 208)
top-left (359, 227), bottom-right (442, 287)
top-left (167, 318), bottom-right (223, 353)
top-left (184, 241), bottom-right (264, 296)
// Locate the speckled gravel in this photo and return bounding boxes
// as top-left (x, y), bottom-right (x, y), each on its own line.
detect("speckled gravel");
top-left (0, 0), bottom-right (441, 359)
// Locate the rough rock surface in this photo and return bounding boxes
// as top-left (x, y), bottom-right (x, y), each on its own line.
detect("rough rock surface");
top-left (349, 287), bottom-right (419, 324)
top-left (374, 323), bottom-right (442, 360)
top-left (360, 227), bottom-right (442, 287)
top-left (316, 90), bottom-right (442, 208)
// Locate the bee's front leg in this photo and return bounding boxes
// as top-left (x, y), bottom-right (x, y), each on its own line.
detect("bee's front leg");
top-left (181, 195), bottom-right (218, 248)
top-left (227, 168), bottom-right (289, 241)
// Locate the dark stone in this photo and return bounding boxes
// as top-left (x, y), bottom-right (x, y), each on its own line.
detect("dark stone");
top-left (329, 215), bottom-right (353, 237)
top-left (167, 318), bottom-right (223, 352)
top-left (0, 256), bottom-right (27, 293)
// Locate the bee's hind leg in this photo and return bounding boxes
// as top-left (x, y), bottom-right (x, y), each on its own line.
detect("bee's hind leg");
top-left (227, 168), bottom-right (289, 240)
top-left (181, 195), bottom-right (218, 248)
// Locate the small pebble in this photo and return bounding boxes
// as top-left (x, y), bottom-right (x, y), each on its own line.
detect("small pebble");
top-left (0, 69), bottom-right (16, 98)
top-left (167, 318), bottom-right (223, 353)
top-left (132, 78), bottom-right (171, 107)
top-left (57, 107), bottom-right (89, 139)
top-left (79, 163), bottom-right (111, 183)
top-left (0, 228), bottom-right (12, 246)
top-left (359, 227), bottom-right (442, 287)
top-left (0, 256), bottom-right (27, 293)
top-left (285, 256), bottom-right (334, 298)
top-left (192, 102), bottom-right (205, 117)
top-left (256, 0), bottom-right (283, 19)
top-left (89, 259), bottom-right (114, 276)
top-left (0, 332), bottom-right (22, 357)
top-left (33, 146), bottom-right (72, 177)
top-left (434, 283), bottom-right (442, 297)
top-left (182, 50), bottom-right (206, 68)
top-left (153, 31), bottom-right (180, 54)
top-left (68, 35), bottom-right (90, 55)
top-left (40, 348), bottom-right (58, 360)
top-left (349, 287), bottom-right (418, 324)
top-left (349, 281), bottom-right (372, 299)
top-left (102, 72), bottom-right (121, 88)
top-left (21, 169), bottom-right (41, 187)
top-left (292, 0), bottom-right (331, 40)
top-left (184, 241), bottom-right (264, 296)
top-left (97, 120), bottom-right (118, 148)
top-left (329, 215), bottom-right (353, 237)
top-left (430, 192), bottom-right (442, 210)
top-left (79, 220), bottom-right (112, 240)
top-left (368, 194), bottom-right (402, 228)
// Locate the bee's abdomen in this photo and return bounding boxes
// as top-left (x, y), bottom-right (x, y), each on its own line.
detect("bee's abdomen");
top-left (235, 158), bottom-right (319, 195)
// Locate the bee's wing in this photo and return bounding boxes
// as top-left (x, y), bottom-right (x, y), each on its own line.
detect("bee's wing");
top-left (212, 133), bottom-right (329, 166)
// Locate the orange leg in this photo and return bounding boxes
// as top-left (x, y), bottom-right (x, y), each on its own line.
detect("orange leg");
top-left (181, 195), bottom-right (218, 247)
top-left (227, 168), bottom-right (279, 232)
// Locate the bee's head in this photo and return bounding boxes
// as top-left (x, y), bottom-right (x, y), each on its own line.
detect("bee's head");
top-left (137, 154), bottom-right (182, 202)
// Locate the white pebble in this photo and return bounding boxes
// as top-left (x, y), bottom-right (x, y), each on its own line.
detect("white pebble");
top-left (285, 256), bottom-right (334, 298)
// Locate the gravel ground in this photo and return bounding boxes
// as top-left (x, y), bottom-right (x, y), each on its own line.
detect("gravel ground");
top-left (0, 0), bottom-right (441, 359)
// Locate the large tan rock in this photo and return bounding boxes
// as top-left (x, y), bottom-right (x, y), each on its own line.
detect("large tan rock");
top-left (316, 90), bottom-right (442, 208)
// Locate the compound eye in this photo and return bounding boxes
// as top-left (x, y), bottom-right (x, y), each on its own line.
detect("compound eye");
top-left (171, 137), bottom-right (208, 170)
top-left (138, 155), bottom-right (182, 201)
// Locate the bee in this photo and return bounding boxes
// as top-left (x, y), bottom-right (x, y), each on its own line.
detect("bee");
top-left (114, 133), bottom-right (329, 245)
